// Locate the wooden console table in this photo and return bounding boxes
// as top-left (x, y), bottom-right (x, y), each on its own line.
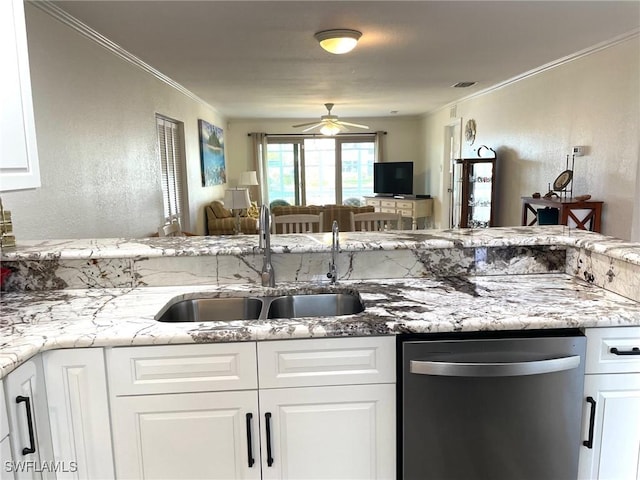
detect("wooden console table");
top-left (521, 196), bottom-right (603, 232)
top-left (365, 196), bottom-right (433, 230)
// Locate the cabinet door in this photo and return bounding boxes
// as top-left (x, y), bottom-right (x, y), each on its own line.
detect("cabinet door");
top-left (0, 378), bottom-right (11, 480)
top-left (0, 0), bottom-right (41, 191)
top-left (3, 358), bottom-right (54, 480)
top-left (578, 373), bottom-right (640, 480)
top-left (259, 384), bottom-right (395, 480)
top-left (1, 436), bottom-right (14, 480)
top-left (111, 390), bottom-right (260, 480)
top-left (0, 379), bottom-right (8, 440)
top-left (43, 348), bottom-right (114, 479)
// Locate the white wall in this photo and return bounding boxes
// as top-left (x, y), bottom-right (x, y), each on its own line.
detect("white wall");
top-left (225, 116), bottom-right (424, 195)
top-left (422, 37), bottom-right (640, 241)
top-left (2, 4), bottom-right (226, 239)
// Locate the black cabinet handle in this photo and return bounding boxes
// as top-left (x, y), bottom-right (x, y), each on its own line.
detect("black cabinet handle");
top-left (265, 412), bottom-right (274, 467)
top-left (15, 396), bottom-right (36, 455)
top-left (245, 413), bottom-right (255, 468)
top-left (610, 347), bottom-right (640, 356)
top-left (583, 396), bottom-right (596, 449)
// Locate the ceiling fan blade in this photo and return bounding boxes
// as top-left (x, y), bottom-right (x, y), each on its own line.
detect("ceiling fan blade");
top-left (293, 121), bottom-right (323, 128)
top-left (337, 121), bottom-right (370, 129)
top-left (301, 123), bottom-right (324, 132)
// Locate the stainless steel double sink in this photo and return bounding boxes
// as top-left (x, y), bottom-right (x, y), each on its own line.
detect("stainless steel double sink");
top-left (156, 293), bottom-right (364, 322)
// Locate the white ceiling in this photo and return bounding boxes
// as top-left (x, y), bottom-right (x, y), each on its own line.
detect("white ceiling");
top-left (50, 0), bottom-right (640, 120)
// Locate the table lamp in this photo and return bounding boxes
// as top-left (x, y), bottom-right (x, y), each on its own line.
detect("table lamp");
top-left (239, 171), bottom-right (259, 202)
top-left (224, 188), bottom-right (251, 234)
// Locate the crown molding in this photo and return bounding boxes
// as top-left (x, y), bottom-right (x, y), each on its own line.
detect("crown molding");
top-left (430, 28), bottom-right (640, 116)
top-left (30, 0), bottom-right (216, 111)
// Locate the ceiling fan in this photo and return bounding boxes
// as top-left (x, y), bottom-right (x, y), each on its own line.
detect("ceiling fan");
top-left (292, 103), bottom-right (369, 135)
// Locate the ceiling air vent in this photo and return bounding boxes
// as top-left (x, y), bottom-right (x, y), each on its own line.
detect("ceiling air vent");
top-left (452, 82), bottom-right (477, 88)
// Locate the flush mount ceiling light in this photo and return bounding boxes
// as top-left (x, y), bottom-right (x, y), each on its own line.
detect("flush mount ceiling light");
top-left (314, 29), bottom-right (362, 54)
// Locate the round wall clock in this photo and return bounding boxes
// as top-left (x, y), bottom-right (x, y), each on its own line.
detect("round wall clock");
top-left (464, 119), bottom-right (476, 145)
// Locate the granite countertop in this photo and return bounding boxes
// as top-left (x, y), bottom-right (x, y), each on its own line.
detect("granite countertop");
top-left (3, 226), bottom-right (640, 266)
top-left (2, 226), bottom-right (640, 379)
top-left (2, 273), bottom-right (640, 379)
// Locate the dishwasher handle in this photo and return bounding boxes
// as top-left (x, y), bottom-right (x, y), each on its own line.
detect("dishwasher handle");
top-left (410, 355), bottom-right (581, 377)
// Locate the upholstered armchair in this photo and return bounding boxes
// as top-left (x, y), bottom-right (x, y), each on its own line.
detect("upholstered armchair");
top-left (205, 200), bottom-right (258, 235)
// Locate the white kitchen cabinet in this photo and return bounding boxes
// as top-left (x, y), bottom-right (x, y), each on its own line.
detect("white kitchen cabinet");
top-left (106, 342), bottom-right (258, 396)
top-left (112, 390), bottom-right (260, 479)
top-left (257, 337), bottom-right (396, 480)
top-left (579, 373), bottom-right (640, 480)
top-left (1, 378), bottom-right (15, 480)
top-left (3, 357), bottom-right (54, 480)
top-left (259, 384), bottom-right (395, 480)
top-left (107, 337), bottom-right (396, 480)
top-left (0, 0), bottom-right (41, 191)
top-left (579, 327), bottom-right (640, 480)
top-left (108, 342), bottom-right (260, 480)
top-left (1, 379), bottom-right (9, 440)
top-left (43, 348), bottom-right (114, 479)
top-left (1, 436), bottom-right (14, 480)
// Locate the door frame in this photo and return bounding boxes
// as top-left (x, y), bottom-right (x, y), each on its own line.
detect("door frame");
top-left (443, 118), bottom-right (462, 228)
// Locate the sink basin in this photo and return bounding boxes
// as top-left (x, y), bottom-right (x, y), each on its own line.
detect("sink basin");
top-left (156, 297), bottom-right (263, 322)
top-left (156, 293), bottom-right (364, 322)
top-left (267, 293), bottom-right (364, 319)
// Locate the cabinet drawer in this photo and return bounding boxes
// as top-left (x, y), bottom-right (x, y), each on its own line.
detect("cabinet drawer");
top-left (585, 327), bottom-right (640, 374)
top-left (257, 336), bottom-right (395, 389)
top-left (107, 342), bottom-right (258, 395)
top-left (398, 208), bottom-right (414, 217)
top-left (380, 207), bottom-right (397, 214)
top-left (0, 379), bottom-right (7, 439)
top-left (396, 201), bottom-right (414, 210)
top-left (365, 199), bottom-right (380, 207)
top-left (380, 200), bottom-right (397, 208)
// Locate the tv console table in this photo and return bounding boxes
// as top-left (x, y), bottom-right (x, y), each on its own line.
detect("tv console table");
top-left (364, 196), bottom-right (433, 230)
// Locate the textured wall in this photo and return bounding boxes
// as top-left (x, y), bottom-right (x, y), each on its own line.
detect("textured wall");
top-left (422, 37), bottom-right (639, 241)
top-left (2, 5), bottom-right (226, 239)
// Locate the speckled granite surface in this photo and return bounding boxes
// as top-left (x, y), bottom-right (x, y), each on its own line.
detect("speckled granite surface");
top-left (1, 226), bottom-right (639, 379)
top-left (3, 226), bottom-right (638, 263)
top-left (1, 275), bottom-right (640, 379)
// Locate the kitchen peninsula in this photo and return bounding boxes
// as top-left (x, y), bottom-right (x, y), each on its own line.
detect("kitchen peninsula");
top-left (1, 226), bottom-right (639, 479)
top-left (1, 225), bottom-right (639, 376)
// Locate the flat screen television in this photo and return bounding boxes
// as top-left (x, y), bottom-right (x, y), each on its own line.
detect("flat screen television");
top-left (373, 161), bottom-right (414, 196)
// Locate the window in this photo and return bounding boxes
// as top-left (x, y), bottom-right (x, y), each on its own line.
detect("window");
top-left (156, 115), bottom-right (187, 227)
top-left (266, 135), bottom-right (375, 206)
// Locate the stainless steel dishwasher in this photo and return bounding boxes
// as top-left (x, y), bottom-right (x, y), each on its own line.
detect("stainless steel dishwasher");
top-left (399, 330), bottom-right (586, 480)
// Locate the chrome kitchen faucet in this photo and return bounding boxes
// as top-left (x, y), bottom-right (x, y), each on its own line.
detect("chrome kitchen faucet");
top-left (259, 204), bottom-right (275, 287)
top-left (327, 220), bottom-right (339, 284)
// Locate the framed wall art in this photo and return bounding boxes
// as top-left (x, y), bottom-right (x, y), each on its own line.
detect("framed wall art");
top-left (198, 119), bottom-right (226, 186)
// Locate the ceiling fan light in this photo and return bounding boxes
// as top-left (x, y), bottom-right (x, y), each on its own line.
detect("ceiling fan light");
top-left (320, 124), bottom-right (341, 136)
top-left (314, 29), bottom-right (361, 54)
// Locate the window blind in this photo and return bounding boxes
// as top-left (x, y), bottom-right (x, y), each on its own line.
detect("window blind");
top-left (156, 115), bottom-right (186, 226)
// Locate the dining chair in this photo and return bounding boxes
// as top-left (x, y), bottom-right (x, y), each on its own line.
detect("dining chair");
top-left (350, 212), bottom-right (402, 232)
top-left (271, 213), bottom-right (324, 233)
top-left (158, 220), bottom-right (182, 237)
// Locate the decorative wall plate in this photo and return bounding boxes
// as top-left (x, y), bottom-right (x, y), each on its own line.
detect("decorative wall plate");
top-left (464, 119), bottom-right (476, 145)
top-left (552, 169), bottom-right (573, 191)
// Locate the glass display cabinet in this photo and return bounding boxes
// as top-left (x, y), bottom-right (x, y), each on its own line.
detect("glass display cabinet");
top-left (452, 147), bottom-right (497, 228)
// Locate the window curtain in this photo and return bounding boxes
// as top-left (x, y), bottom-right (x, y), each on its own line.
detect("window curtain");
top-left (374, 131), bottom-right (385, 163)
top-left (250, 132), bottom-right (268, 205)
